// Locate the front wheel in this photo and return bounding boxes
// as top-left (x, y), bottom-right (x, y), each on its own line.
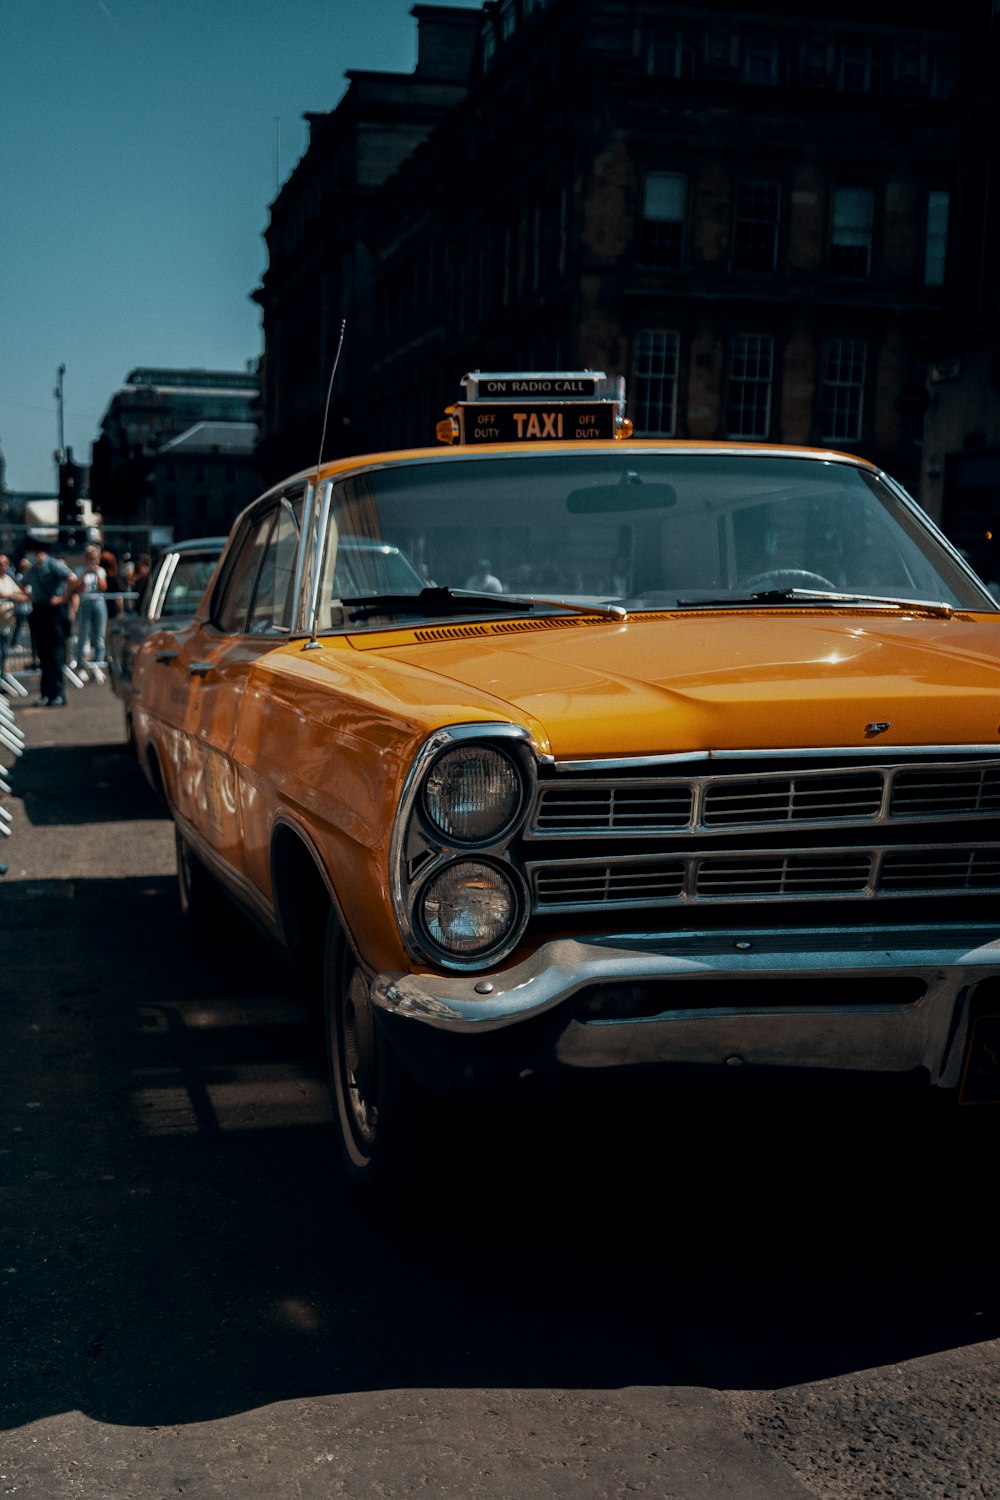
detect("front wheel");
top-left (324, 912), bottom-right (420, 1209)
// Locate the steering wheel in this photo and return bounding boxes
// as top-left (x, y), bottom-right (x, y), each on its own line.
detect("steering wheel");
top-left (739, 568), bottom-right (838, 593)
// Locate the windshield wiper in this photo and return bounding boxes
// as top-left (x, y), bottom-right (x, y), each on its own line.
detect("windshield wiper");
top-left (675, 588), bottom-right (955, 618)
top-left (342, 587), bottom-right (627, 623)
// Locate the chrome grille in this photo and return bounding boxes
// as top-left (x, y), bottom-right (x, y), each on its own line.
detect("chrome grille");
top-left (530, 758), bottom-right (1000, 838)
top-left (528, 843), bottom-right (1000, 911)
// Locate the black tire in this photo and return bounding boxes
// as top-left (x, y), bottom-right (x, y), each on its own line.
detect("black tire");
top-left (324, 910), bottom-right (420, 1210)
top-left (175, 826), bottom-right (224, 927)
top-left (124, 707), bottom-right (137, 756)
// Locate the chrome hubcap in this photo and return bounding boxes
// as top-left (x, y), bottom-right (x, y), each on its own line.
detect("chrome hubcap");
top-left (341, 968), bottom-right (378, 1148)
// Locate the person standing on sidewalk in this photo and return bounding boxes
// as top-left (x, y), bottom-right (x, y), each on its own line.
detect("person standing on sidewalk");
top-left (0, 553), bottom-right (28, 683)
top-left (21, 537), bottom-right (73, 706)
top-left (74, 544), bottom-right (108, 682)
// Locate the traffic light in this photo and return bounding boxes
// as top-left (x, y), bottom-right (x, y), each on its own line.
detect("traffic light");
top-left (57, 447), bottom-right (87, 531)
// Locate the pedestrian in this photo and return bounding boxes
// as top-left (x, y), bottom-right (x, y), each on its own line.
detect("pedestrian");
top-left (9, 558), bottom-right (34, 659)
top-left (101, 549), bottom-right (125, 621)
top-left (74, 544), bottom-right (108, 682)
top-left (0, 553), bottom-right (28, 682)
top-left (464, 557), bottom-right (504, 593)
top-left (20, 536), bottom-right (73, 706)
top-left (132, 553), bottom-right (152, 611)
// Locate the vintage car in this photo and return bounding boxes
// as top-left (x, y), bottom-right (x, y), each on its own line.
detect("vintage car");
top-left (108, 537), bottom-right (226, 746)
top-left (130, 371), bottom-right (1000, 1203)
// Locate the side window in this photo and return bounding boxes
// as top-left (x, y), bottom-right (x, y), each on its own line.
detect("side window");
top-left (161, 556), bottom-right (220, 618)
top-left (248, 502), bottom-right (300, 634)
top-left (213, 513), bottom-right (274, 633)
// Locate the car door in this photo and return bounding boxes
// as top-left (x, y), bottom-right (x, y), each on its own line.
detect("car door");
top-left (161, 492), bottom-right (303, 879)
top-left (111, 550), bottom-right (173, 691)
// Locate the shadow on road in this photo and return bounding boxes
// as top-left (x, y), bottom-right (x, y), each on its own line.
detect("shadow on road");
top-left (2, 870), bottom-right (998, 1433)
top-left (13, 740), bottom-right (169, 826)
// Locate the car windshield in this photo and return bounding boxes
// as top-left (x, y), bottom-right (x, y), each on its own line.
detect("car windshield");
top-left (313, 451), bottom-right (992, 628)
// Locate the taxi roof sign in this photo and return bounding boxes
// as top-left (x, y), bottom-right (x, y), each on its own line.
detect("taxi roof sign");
top-left (438, 370), bottom-right (633, 445)
top-left (462, 370), bottom-right (607, 401)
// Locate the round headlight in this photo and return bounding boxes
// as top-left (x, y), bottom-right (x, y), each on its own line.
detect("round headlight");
top-left (423, 745), bottom-right (523, 844)
top-left (419, 860), bottom-right (520, 958)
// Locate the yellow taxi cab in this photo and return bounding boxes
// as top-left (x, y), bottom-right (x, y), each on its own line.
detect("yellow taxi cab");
top-left (131, 370), bottom-right (1000, 1202)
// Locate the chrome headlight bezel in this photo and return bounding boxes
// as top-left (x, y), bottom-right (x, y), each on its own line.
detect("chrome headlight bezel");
top-left (389, 724), bottom-right (542, 972)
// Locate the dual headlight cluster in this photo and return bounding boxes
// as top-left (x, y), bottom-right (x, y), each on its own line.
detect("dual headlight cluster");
top-left (402, 740), bottom-right (531, 968)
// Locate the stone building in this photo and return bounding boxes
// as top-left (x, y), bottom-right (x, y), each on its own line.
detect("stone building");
top-left (252, 4), bottom-right (480, 485)
top-left (90, 368), bottom-right (261, 542)
top-left (255, 0), bottom-right (993, 524)
top-left (919, 6), bottom-right (1000, 578)
top-left (366, 0), bottom-right (981, 506)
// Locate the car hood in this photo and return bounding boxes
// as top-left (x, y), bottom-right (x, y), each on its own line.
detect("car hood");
top-left (375, 609), bottom-right (1000, 757)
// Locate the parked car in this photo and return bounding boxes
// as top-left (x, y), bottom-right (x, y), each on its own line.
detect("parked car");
top-left (130, 372), bottom-right (1000, 1204)
top-left (108, 537), bottom-right (225, 747)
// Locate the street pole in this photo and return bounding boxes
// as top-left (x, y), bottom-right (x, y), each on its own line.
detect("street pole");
top-left (55, 364), bottom-right (66, 466)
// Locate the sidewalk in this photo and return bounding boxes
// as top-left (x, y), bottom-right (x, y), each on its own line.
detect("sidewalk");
top-left (0, 675), bottom-right (175, 882)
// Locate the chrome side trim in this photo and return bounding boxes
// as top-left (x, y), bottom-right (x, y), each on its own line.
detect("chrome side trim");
top-left (289, 481), bottom-right (315, 634)
top-left (553, 744), bottom-right (1000, 773)
top-left (173, 810), bottom-right (279, 941)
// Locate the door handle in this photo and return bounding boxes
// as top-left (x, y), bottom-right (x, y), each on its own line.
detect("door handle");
top-left (188, 661), bottom-right (214, 677)
top-left (155, 650), bottom-right (178, 663)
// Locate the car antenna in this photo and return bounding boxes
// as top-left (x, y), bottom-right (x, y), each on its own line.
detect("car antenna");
top-left (315, 317), bottom-right (347, 482)
top-left (303, 319), bottom-right (347, 650)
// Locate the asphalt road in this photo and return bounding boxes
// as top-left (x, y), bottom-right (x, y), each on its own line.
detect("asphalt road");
top-left (1, 679), bottom-right (999, 1499)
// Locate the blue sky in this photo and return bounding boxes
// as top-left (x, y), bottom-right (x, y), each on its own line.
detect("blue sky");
top-left (1, 0), bottom-right (484, 493)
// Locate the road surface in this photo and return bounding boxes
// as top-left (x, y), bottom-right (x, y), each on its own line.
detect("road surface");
top-left (1, 680), bottom-right (998, 1498)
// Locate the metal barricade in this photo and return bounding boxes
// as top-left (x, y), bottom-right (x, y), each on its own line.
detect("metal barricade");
top-left (0, 678), bottom-right (25, 875)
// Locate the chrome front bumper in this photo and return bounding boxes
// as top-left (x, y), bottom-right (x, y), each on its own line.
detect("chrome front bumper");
top-left (370, 922), bottom-right (1000, 1092)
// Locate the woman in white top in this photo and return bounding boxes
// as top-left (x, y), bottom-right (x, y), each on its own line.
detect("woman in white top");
top-left (75, 544), bottom-right (108, 674)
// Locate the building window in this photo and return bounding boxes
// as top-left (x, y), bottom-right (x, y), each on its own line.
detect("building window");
top-left (644, 25), bottom-right (696, 78)
top-left (741, 30), bottom-right (791, 86)
top-left (733, 180), bottom-right (781, 274)
top-left (924, 190), bottom-right (950, 287)
top-left (499, 222), bottom-right (514, 306)
top-left (727, 335), bottom-right (773, 438)
top-left (838, 40), bottom-right (884, 94)
top-left (639, 171), bottom-right (687, 268)
top-left (821, 340), bottom-right (866, 443)
top-left (927, 48), bottom-right (958, 99)
top-left (830, 187), bottom-right (874, 279)
top-left (481, 22), bottom-right (496, 69)
top-left (633, 331), bottom-right (679, 436)
top-left (530, 202), bottom-right (542, 291)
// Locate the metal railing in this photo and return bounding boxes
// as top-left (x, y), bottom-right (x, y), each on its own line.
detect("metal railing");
top-left (0, 675), bottom-right (25, 872)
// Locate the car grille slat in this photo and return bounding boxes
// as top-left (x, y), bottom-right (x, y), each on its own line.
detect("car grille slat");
top-left (702, 774), bottom-right (883, 826)
top-left (534, 862), bottom-right (686, 905)
top-left (695, 854), bottom-right (872, 896)
top-left (889, 766), bottom-right (1000, 817)
top-left (534, 785), bottom-right (692, 831)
